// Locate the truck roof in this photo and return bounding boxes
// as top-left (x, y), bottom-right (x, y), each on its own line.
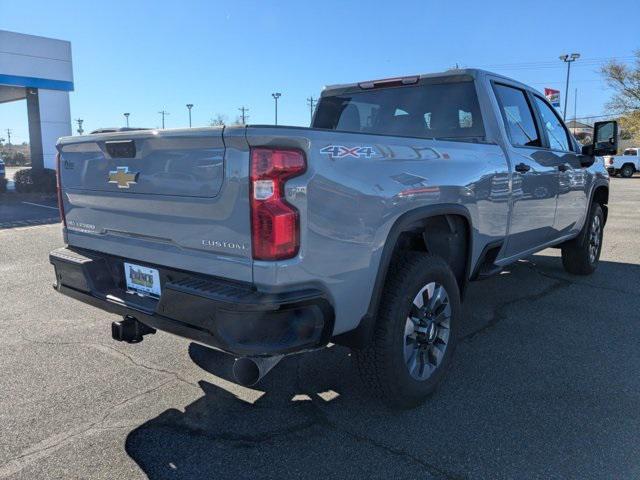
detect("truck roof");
top-left (322, 68), bottom-right (533, 96)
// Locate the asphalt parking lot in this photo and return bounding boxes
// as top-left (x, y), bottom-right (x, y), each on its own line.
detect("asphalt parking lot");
top-left (0, 195), bottom-right (59, 229)
top-left (1, 177), bottom-right (639, 479)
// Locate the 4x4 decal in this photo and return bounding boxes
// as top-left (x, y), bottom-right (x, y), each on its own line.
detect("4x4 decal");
top-left (320, 145), bottom-right (376, 159)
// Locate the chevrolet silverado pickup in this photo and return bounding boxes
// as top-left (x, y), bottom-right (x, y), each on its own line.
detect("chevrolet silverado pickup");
top-left (605, 147), bottom-right (639, 177)
top-left (50, 69), bottom-right (617, 408)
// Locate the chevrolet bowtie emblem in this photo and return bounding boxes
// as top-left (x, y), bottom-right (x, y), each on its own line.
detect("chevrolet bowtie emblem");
top-left (108, 166), bottom-right (139, 189)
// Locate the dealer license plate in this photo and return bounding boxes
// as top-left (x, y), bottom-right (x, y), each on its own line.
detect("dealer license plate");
top-left (124, 262), bottom-right (161, 297)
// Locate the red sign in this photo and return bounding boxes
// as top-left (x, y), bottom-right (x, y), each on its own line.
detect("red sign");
top-left (544, 88), bottom-right (561, 108)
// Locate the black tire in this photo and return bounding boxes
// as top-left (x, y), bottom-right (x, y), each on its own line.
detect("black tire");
top-left (353, 253), bottom-right (461, 409)
top-left (621, 164), bottom-right (635, 178)
top-left (561, 203), bottom-right (604, 275)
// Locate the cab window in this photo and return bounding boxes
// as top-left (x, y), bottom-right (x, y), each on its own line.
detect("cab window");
top-left (314, 81), bottom-right (485, 141)
top-left (533, 96), bottom-right (571, 151)
top-left (493, 84), bottom-right (541, 148)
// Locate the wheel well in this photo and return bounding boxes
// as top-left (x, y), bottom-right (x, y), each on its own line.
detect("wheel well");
top-left (592, 185), bottom-right (609, 224)
top-left (332, 211), bottom-right (471, 350)
top-left (621, 162), bottom-right (636, 172)
top-left (389, 214), bottom-right (469, 292)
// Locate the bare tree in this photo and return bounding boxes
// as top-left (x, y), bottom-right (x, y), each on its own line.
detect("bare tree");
top-left (209, 114), bottom-right (227, 127)
top-left (601, 50), bottom-right (640, 141)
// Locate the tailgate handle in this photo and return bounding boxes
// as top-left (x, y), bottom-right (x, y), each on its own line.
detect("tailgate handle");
top-left (105, 140), bottom-right (136, 158)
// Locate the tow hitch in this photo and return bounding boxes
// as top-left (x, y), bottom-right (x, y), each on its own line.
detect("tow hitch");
top-left (112, 315), bottom-right (156, 343)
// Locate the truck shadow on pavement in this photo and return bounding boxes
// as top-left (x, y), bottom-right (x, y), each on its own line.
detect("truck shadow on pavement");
top-left (124, 254), bottom-right (640, 479)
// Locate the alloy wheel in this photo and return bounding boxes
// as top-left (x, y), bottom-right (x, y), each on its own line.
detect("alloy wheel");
top-left (403, 282), bottom-right (451, 381)
top-left (588, 214), bottom-right (602, 264)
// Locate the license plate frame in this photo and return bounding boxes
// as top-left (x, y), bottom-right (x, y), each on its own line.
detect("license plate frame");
top-left (124, 262), bottom-right (161, 298)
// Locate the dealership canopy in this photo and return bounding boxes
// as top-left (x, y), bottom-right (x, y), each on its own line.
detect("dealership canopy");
top-left (0, 30), bottom-right (73, 170)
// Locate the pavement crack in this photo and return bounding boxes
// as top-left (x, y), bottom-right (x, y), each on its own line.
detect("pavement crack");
top-left (0, 378), bottom-right (175, 478)
top-left (291, 361), bottom-right (461, 479)
top-left (306, 402), bottom-right (462, 480)
top-left (97, 342), bottom-right (199, 388)
top-left (18, 337), bottom-right (198, 388)
top-left (523, 260), bottom-right (637, 295)
top-left (461, 264), bottom-right (573, 342)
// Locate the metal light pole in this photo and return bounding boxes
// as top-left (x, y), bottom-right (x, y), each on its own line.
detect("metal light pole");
top-left (123, 112), bottom-right (130, 128)
top-left (573, 88), bottom-right (578, 135)
top-left (158, 110), bottom-right (169, 129)
top-left (272, 92), bottom-right (281, 125)
top-left (186, 104), bottom-right (194, 128)
top-left (307, 96), bottom-right (316, 124)
top-left (75, 119), bottom-right (84, 135)
top-left (238, 106), bottom-right (249, 124)
top-left (559, 53), bottom-right (580, 121)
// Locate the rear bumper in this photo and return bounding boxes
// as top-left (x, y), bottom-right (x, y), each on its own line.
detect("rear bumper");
top-left (50, 247), bottom-right (334, 356)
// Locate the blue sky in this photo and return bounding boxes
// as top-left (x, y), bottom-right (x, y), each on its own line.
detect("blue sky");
top-left (2, 0), bottom-right (639, 143)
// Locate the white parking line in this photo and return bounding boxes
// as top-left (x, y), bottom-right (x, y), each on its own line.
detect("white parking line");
top-left (21, 201), bottom-right (59, 210)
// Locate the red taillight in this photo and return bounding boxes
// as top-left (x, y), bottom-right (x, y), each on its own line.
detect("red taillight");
top-left (56, 152), bottom-right (66, 227)
top-left (250, 148), bottom-right (306, 260)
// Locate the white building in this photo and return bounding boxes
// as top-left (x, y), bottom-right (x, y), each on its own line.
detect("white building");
top-left (0, 30), bottom-right (73, 170)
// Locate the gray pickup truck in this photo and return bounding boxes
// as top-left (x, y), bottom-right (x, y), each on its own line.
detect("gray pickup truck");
top-left (50, 69), bottom-right (617, 408)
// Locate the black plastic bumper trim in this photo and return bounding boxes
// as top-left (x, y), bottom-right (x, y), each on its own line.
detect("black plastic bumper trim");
top-left (50, 247), bottom-right (334, 356)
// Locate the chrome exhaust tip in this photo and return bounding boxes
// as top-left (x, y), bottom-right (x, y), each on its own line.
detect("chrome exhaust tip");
top-left (232, 355), bottom-right (283, 387)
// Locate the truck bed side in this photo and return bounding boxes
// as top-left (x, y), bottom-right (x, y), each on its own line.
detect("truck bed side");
top-left (245, 126), bottom-right (510, 335)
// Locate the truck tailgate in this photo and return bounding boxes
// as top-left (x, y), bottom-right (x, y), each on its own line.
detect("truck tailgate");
top-left (57, 127), bottom-right (253, 282)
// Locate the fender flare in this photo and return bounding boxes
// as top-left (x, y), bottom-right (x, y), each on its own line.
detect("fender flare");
top-left (589, 179), bottom-right (609, 223)
top-left (333, 203), bottom-right (473, 349)
top-left (560, 179), bottom-right (609, 249)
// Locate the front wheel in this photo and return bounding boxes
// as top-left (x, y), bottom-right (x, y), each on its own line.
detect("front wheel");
top-left (353, 253), bottom-right (461, 409)
top-left (561, 203), bottom-right (604, 275)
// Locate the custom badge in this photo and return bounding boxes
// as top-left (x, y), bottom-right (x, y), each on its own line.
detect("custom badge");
top-left (320, 145), bottom-right (376, 159)
top-left (108, 166), bottom-right (139, 189)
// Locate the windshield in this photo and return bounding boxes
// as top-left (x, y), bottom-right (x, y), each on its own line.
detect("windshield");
top-left (313, 81), bottom-right (485, 141)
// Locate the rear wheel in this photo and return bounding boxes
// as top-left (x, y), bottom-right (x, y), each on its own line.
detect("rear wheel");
top-left (621, 164), bottom-right (635, 178)
top-left (561, 203), bottom-right (604, 275)
top-left (353, 253), bottom-right (461, 409)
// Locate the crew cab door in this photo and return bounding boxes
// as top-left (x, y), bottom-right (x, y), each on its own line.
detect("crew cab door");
top-left (493, 83), bottom-right (559, 258)
top-left (530, 94), bottom-right (588, 237)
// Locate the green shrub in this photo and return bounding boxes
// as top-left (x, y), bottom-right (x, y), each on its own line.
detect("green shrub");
top-left (14, 168), bottom-right (57, 194)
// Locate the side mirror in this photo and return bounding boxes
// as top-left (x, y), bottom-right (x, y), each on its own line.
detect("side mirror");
top-left (582, 120), bottom-right (618, 157)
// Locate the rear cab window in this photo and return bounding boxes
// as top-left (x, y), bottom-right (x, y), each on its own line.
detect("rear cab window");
top-left (313, 79), bottom-right (485, 142)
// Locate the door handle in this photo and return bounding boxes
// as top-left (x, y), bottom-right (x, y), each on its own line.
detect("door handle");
top-left (558, 164), bottom-right (569, 172)
top-left (515, 163), bottom-right (531, 173)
